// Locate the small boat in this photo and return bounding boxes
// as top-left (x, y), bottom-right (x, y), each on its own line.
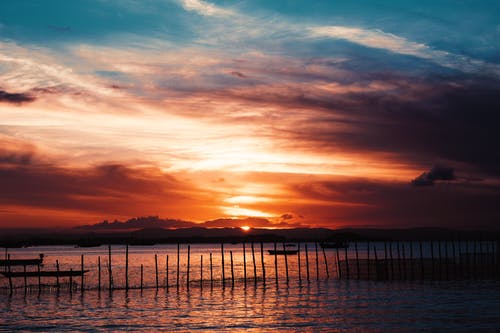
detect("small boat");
top-left (268, 249), bottom-right (298, 255)
top-left (75, 241), bottom-right (102, 248)
top-left (285, 243), bottom-right (296, 248)
top-left (320, 241), bottom-right (349, 249)
top-left (1, 270), bottom-right (89, 278)
top-left (0, 254), bottom-right (44, 267)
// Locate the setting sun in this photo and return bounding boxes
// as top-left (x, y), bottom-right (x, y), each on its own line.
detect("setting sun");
top-left (241, 225), bottom-right (251, 231)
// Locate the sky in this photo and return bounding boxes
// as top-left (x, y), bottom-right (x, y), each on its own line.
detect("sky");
top-left (1, 0), bottom-right (499, 229)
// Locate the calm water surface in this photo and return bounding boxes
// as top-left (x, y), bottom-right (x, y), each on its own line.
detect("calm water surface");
top-left (1, 245), bottom-right (499, 332)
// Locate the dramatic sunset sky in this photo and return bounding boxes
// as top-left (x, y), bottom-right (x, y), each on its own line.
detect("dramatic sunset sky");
top-left (1, 0), bottom-right (499, 229)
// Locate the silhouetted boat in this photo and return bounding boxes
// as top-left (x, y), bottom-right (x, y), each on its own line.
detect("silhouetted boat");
top-left (268, 249), bottom-right (298, 255)
top-left (1, 270), bottom-right (89, 278)
top-left (285, 243), bottom-right (296, 248)
top-left (75, 241), bottom-right (101, 248)
top-left (320, 241), bottom-right (349, 249)
top-left (0, 254), bottom-right (44, 266)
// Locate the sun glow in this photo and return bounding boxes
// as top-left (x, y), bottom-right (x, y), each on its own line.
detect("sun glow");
top-left (241, 225), bottom-right (251, 231)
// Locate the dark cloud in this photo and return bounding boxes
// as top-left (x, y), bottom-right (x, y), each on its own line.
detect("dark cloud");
top-left (411, 166), bottom-right (456, 186)
top-left (291, 178), bottom-right (500, 229)
top-left (0, 89), bottom-right (35, 104)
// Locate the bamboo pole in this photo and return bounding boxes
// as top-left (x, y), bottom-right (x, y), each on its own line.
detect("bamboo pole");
top-left (373, 246), bottom-right (378, 279)
top-left (251, 242), bottom-right (257, 285)
top-left (186, 246), bottom-right (190, 291)
top-left (221, 243), bottom-right (225, 288)
top-left (56, 259), bottom-right (60, 290)
top-left (473, 240), bottom-right (478, 280)
top-left (315, 242), bottom-right (319, 281)
top-left (344, 245), bottom-right (349, 280)
top-left (230, 250), bottom-right (234, 288)
top-left (335, 246), bottom-right (341, 280)
top-left (283, 243), bottom-right (289, 284)
top-left (69, 268), bottom-right (73, 295)
top-left (200, 255), bottom-right (203, 289)
top-left (155, 254), bottom-right (159, 291)
top-left (396, 241), bottom-right (402, 280)
top-left (452, 237), bottom-right (457, 279)
top-left (8, 254), bottom-right (12, 295)
top-left (210, 253), bottom-right (213, 288)
top-left (125, 244), bottom-right (129, 291)
top-left (438, 241), bottom-right (443, 280)
top-left (389, 241), bottom-right (394, 279)
top-left (367, 241), bottom-right (370, 280)
top-left (355, 241), bottom-right (360, 280)
top-left (98, 256), bottom-right (101, 291)
top-left (108, 245), bottom-right (112, 291)
top-left (177, 244), bottom-right (180, 289)
top-left (273, 242), bottom-right (278, 286)
top-left (402, 243), bottom-right (407, 280)
top-left (430, 241), bottom-right (435, 280)
top-left (298, 242), bottom-right (302, 283)
top-left (445, 241), bottom-right (449, 280)
top-left (81, 254), bottom-right (84, 292)
top-left (140, 264), bottom-right (143, 291)
top-left (305, 243), bottom-right (310, 282)
top-left (260, 242), bottom-right (266, 285)
top-left (23, 264), bottom-right (27, 293)
top-left (37, 263), bottom-right (41, 291)
top-left (322, 246), bottom-right (329, 279)
top-left (410, 241), bottom-right (414, 281)
top-left (243, 243), bottom-right (247, 286)
top-left (419, 241), bottom-right (424, 280)
top-left (384, 241), bottom-right (389, 280)
top-left (166, 255), bottom-right (169, 291)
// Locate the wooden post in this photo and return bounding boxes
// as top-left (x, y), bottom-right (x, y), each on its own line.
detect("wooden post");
top-left (367, 241), bottom-right (370, 280)
top-left (389, 241), bottom-right (394, 279)
top-left (230, 250), bottom-right (234, 288)
top-left (23, 264), bottom-right (27, 293)
top-left (125, 244), bottom-right (129, 291)
top-left (344, 246), bottom-right (349, 280)
top-left (402, 243), bottom-right (407, 280)
top-left (336, 246), bottom-right (341, 280)
top-left (438, 241), bottom-right (443, 280)
top-left (7, 254), bottom-right (13, 295)
top-left (177, 244), bottom-right (180, 289)
top-left (251, 242), bottom-right (257, 285)
top-left (410, 241), bottom-right (414, 281)
top-left (479, 239), bottom-right (484, 279)
top-left (186, 246), bottom-right (190, 291)
top-left (322, 246), bottom-right (329, 279)
top-left (419, 241), bottom-right (424, 280)
top-left (155, 254), bottom-right (159, 291)
top-left (108, 245), bottom-right (112, 291)
top-left (260, 242), bottom-right (266, 285)
top-left (221, 243), bottom-right (225, 288)
top-left (298, 242), bottom-right (302, 283)
top-left (473, 240), bottom-right (478, 280)
top-left (355, 241), bottom-right (360, 280)
top-left (465, 240), bottom-right (470, 279)
top-left (166, 255), bottom-right (169, 291)
top-left (283, 243), bottom-right (289, 284)
top-left (431, 240), bottom-right (436, 280)
top-left (209, 253), bottom-right (213, 288)
top-left (305, 243), bottom-right (310, 282)
top-left (396, 241), bottom-right (402, 280)
top-left (69, 268), bottom-right (73, 295)
top-left (56, 259), bottom-right (60, 290)
top-left (445, 241), bottom-right (449, 280)
top-left (200, 255), bottom-right (203, 289)
top-left (373, 246), bottom-right (378, 279)
top-left (243, 243), bottom-right (247, 287)
top-left (81, 254), bottom-right (84, 292)
top-left (140, 264), bottom-right (143, 291)
top-left (37, 263), bottom-right (41, 291)
top-left (452, 238), bottom-right (457, 279)
top-left (384, 241), bottom-right (389, 280)
top-left (98, 256), bottom-right (101, 291)
top-left (273, 242), bottom-right (278, 286)
top-left (315, 242), bottom-right (320, 281)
